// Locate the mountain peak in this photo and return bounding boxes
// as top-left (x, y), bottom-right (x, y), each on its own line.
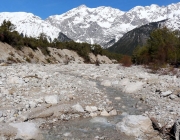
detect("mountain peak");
top-left (77, 4), bottom-right (88, 9)
top-left (0, 2), bottom-right (180, 49)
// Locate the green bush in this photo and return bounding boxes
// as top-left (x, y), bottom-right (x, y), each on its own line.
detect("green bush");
top-left (132, 27), bottom-right (180, 68)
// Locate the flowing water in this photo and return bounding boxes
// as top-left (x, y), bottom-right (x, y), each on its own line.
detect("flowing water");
top-left (41, 74), bottom-right (149, 140)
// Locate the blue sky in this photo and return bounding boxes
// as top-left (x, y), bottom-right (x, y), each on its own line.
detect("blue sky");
top-left (0, 0), bottom-right (179, 19)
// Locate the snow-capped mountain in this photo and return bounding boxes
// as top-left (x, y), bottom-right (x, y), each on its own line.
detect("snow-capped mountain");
top-left (0, 3), bottom-right (180, 47)
top-left (46, 3), bottom-right (180, 47)
top-left (46, 5), bottom-right (125, 47)
top-left (0, 12), bottom-right (61, 41)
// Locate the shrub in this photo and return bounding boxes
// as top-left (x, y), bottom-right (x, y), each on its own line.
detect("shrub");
top-left (7, 56), bottom-right (17, 63)
top-left (28, 52), bottom-right (34, 58)
top-left (46, 58), bottom-right (51, 63)
top-left (95, 59), bottom-right (100, 66)
top-left (120, 55), bottom-right (132, 67)
top-left (25, 57), bottom-right (31, 63)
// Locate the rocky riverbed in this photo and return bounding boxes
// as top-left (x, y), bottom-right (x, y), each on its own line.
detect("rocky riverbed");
top-left (0, 63), bottom-right (180, 139)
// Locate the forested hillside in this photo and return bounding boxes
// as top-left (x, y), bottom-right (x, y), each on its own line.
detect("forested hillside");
top-left (0, 20), bottom-right (122, 63)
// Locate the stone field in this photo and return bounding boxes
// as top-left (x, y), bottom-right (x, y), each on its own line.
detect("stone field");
top-left (0, 63), bottom-right (180, 139)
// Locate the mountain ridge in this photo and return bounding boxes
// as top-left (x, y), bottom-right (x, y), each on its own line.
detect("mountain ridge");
top-left (46, 2), bottom-right (180, 47)
top-left (0, 2), bottom-right (180, 47)
top-left (108, 19), bottom-right (168, 55)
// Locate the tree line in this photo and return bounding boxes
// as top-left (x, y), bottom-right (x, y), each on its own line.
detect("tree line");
top-left (132, 27), bottom-right (180, 68)
top-left (0, 20), bottom-right (122, 62)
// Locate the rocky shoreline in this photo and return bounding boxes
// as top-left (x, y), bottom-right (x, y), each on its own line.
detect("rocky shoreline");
top-left (0, 63), bottom-right (180, 139)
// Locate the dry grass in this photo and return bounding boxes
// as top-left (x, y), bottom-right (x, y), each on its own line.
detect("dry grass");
top-left (120, 55), bottom-right (132, 67)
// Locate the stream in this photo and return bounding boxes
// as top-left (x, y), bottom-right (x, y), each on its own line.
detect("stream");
top-left (40, 72), bottom-right (150, 140)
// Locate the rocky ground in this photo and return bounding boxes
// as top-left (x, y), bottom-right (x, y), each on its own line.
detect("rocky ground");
top-left (0, 63), bottom-right (180, 140)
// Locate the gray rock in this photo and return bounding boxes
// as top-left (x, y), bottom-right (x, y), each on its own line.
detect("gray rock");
top-left (10, 122), bottom-right (44, 140)
top-left (63, 132), bottom-right (72, 137)
top-left (25, 104), bottom-right (30, 109)
top-left (101, 80), bottom-right (111, 87)
top-left (169, 94), bottom-right (177, 99)
top-left (8, 117), bottom-right (16, 122)
top-left (90, 112), bottom-right (98, 117)
top-left (109, 109), bottom-right (117, 116)
top-left (173, 118), bottom-right (180, 140)
top-left (34, 98), bottom-right (44, 104)
top-left (161, 91), bottom-right (172, 97)
top-left (29, 101), bottom-right (37, 108)
top-left (72, 103), bottom-right (84, 113)
top-left (90, 117), bottom-right (108, 124)
top-left (100, 110), bottom-right (110, 116)
top-left (116, 115), bottom-right (154, 137)
top-left (115, 97), bottom-right (121, 100)
top-left (0, 117), bottom-right (4, 122)
top-left (177, 93), bottom-right (180, 97)
top-left (19, 104), bottom-right (52, 121)
top-left (85, 106), bottom-right (98, 112)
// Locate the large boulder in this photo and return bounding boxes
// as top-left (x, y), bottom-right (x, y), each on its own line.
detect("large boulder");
top-left (9, 122), bottom-right (43, 140)
top-left (116, 115), bottom-right (154, 137)
top-left (123, 81), bottom-right (144, 93)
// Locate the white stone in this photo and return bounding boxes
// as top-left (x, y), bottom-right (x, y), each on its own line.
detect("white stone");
top-left (112, 81), bottom-right (119, 85)
top-left (115, 97), bottom-right (121, 100)
top-left (100, 110), bottom-right (110, 116)
top-left (90, 112), bottom-right (98, 117)
top-left (109, 109), bottom-right (117, 116)
top-left (161, 91), bottom-right (172, 97)
top-left (63, 132), bottom-right (72, 137)
top-left (45, 95), bottom-right (59, 104)
top-left (0, 117), bottom-right (4, 122)
top-left (119, 78), bottom-right (130, 86)
top-left (101, 80), bottom-right (111, 87)
top-left (72, 103), bottom-right (84, 112)
top-left (116, 115), bottom-right (153, 137)
top-left (7, 76), bottom-right (24, 84)
top-left (25, 104), bottom-right (30, 109)
top-left (29, 101), bottom-right (37, 108)
top-left (10, 122), bottom-right (43, 140)
top-left (34, 97), bottom-right (44, 103)
top-left (123, 81), bottom-right (144, 93)
top-left (85, 106), bottom-right (98, 112)
top-left (169, 94), bottom-right (177, 99)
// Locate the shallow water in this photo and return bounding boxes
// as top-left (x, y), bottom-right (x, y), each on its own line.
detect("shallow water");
top-left (41, 73), bottom-right (149, 140)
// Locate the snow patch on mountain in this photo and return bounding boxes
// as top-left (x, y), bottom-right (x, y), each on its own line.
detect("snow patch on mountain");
top-left (0, 12), bottom-right (60, 41)
top-left (0, 2), bottom-right (180, 48)
top-left (46, 2), bottom-right (180, 47)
